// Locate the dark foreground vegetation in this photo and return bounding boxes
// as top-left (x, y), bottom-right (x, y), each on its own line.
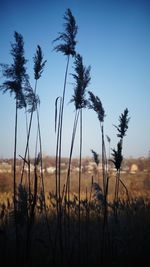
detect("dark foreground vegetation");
top-left (0, 8), bottom-right (150, 267)
top-left (0, 190), bottom-right (150, 267)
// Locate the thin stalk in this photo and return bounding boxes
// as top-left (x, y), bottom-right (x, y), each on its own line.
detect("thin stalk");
top-left (100, 123), bottom-right (110, 266)
top-left (58, 55), bottom-right (70, 204)
top-left (78, 108), bottom-right (82, 264)
top-left (53, 100), bottom-right (62, 267)
top-left (64, 110), bottom-right (79, 202)
top-left (55, 55), bottom-right (70, 267)
top-left (14, 101), bottom-right (17, 217)
top-left (25, 110), bottom-right (31, 201)
top-left (26, 163), bottom-right (38, 265)
top-left (20, 79), bottom-right (38, 184)
top-left (85, 187), bottom-right (89, 267)
top-left (63, 109), bottom-right (79, 258)
top-left (114, 171), bottom-right (119, 203)
top-left (101, 123), bottom-right (107, 196)
top-left (114, 138), bottom-right (123, 217)
top-left (79, 109), bottom-right (82, 219)
top-left (55, 98), bottom-right (62, 213)
top-left (36, 108), bottom-right (53, 252)
top-left (14, 100), bottom-right (18, 261)
top-left (119, 177), bottom-right (130, 201)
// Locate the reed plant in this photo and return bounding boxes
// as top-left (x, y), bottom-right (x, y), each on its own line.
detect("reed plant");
top-left (111, 108), bottom-right (130, 218)
top-left (88, 91), bottom-right (112, 264)
top-left (53, 8), bottom-right (78, 210)
top-left (91, 149), bottom-right (100, 184)
top-left (53, 10), bottom-right (78, 265)
top-left (20, 45), bottom-right (46, 184)
top-left (88, 91), bottom-right (107, 197)
top-left (0, 32), bottom-right (31, 262)
top-left (0, 11), bottom-right (136, 267)
top-left (68, 53), bottom-right (91, 264)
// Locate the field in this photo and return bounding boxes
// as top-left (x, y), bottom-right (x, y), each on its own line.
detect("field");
top-left (0, 158), bottom-right (150, 267)
top-left (1, 7), bottom-right (150, 267)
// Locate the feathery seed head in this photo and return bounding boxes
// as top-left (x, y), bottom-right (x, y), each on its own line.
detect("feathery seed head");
top-left (91, 149), bottom-right (100, 166)
top-left (111, 141), bottom-right (123, 171)
top-left (88, 91), bottom-right (105, 123)
top-left (53, 8), bottom-right (78, 56)
top-left (33, 45), bottom-right (47, 80)
top-left (70, 53), bottom-right (91, 109)
top-left (0, 31), bottom-right (29, 109)
top-left (114, 108), bottom-right (130, 139)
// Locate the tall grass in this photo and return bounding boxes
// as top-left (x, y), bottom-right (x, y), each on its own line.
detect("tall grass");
top-left (53, 10), bottom-right (78, 264)
top-left (0, 32), bottom-right (31, 263)
top-left (111, 108), bottom-right (130, 218)
top-left (66, 54), bottom-right (91, 204)
top-left (53, 8), bottom-right (78, 213)
top-left (20, 45), bottom-right (46, 183)
top-left (0, 9), bottom-right (136, 267)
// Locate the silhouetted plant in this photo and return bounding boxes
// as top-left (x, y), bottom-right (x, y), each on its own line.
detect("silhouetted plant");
top-left (53, 8), bottom-right (78, 211)
top-left (0, 32), bottom-right (30, 254)
top-left (114, 108), bottom-right (130, 139)
top-left (34, 45), bottom-right (47, 80)
top-left (70, 54), bottom-right (90, 108)
top-left (91, 149), bottom-right (100, 184)
top-left (53, 8), bottom-right (77, 57)
top-left (112, 108), bottom-right (130, 218)
top-left (67, 54), bottom-right (91, 202)
top-left (88, 91), bottom-right (105, 123)
top-left (111, 140), bottom-right (123, 171)
top-left (21, 45), bottom-right (46, 184)
top-left (106, 135), bottom-right (111, 159)
top-left (88, 91), bottom-right (107, 195)
top-left (26, 152), bottom-right (39, 264)
top-left (65, 54), bottom-right (91, 258)
top-left (91, 149), bottom-right (100, 166)
top-left (88, 91), bottom-right (110, 262)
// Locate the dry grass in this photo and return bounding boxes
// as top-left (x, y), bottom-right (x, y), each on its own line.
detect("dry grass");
top-left (0, 184), bottom-right (150, 267)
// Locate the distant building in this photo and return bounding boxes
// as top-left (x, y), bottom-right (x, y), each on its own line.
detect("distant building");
top-left (130, 164), bottom-right (138, 174)
top-left (0, 162), bottom-right (12, 173)
top-left (46, 167), bottom-right (56, 174)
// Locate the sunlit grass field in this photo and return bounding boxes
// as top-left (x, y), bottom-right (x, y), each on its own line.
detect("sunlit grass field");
top-left (0, 170), bottom-right (150, 267)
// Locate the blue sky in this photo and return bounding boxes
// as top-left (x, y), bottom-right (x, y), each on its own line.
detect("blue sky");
top-left (0, 0), bottom-right (150, 159)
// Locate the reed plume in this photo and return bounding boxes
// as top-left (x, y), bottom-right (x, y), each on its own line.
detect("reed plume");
top-left (53, 8), bottom-right (77, 57)
top-left (91, 149), bottom-right (100, 166)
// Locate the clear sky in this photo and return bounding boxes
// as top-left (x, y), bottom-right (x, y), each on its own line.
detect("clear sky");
top-left (0, 0), bottom-right (150, 159)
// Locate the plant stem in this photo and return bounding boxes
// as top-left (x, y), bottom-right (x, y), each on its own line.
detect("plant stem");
top-left (64, 110), bottom-right (79, 202)
top-left (55, 98), bottom-right (62, 213)
top-left (14, 100), bottom-right (18, 261)
top-left (78, 108), bottom-right (82, 264)
top-left (58, 55), bottom-right (70, 205)
top-left (20, 80), bottom-right (38, 184)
